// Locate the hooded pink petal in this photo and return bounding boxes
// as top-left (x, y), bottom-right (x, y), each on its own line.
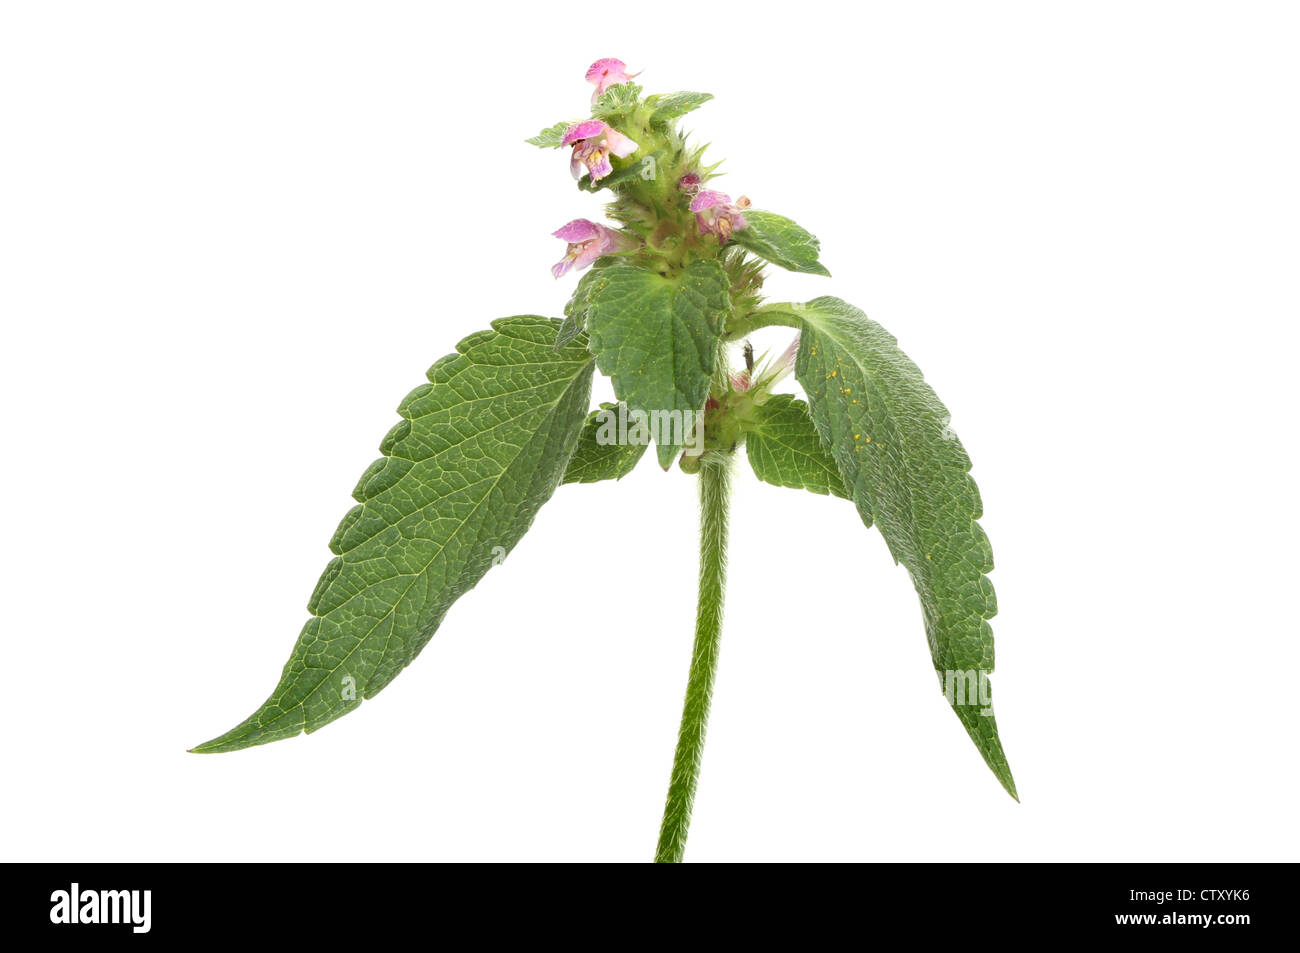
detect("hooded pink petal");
top-left (691, 191), bottom-right (750, 239)
top-left (586, 58), bottom-right (638, 102)
top-left (690, 190), bottom-right (731, 212)
top-left (585, 59), bottom-right (627, 83)
top-left (551, 219), bottom-right (631, 278)
top-left (563, 121), bottom-right (639, 183)
top-left (552, 219), bottom-right (602, 243)
top-left (562, 119), bottom-right (607, 146)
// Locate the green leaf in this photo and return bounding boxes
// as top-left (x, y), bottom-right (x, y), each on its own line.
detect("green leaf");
top-left (582, 260), bottom-right (730, 468)
top-left (733, 210), bottom-right (831, 276)
top-left (591, 82), bottom-right (643, 120)
top-left (555, 262), bottom-right (615, 348)
top-left (744, 394), bottom-right (848, 498)
top-left (562, 403), bottom-right (647, 484)
top-left (554, 311), bottom-right (584, 350)
top-left (578, 149), bottom-right (663, 193)
top-left (791, 297), bottom-right (1015, 798)
top-left (526, 121), bottom-right (572, 148)
top-left (192, 317), bottom-right (595, 753)
top-left (647, 91), bottom-right (713, 123)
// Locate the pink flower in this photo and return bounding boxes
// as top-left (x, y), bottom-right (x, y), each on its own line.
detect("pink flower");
top-left (563, 120), bottom-right (638, 182)
top-left (690, 190), bottom-right (751, 240)
top-left (550, 219), bottom-right (632, 279)
top-left (677, 173), bottom-right (702, 196)
top-left (585, 58), bottom-right (639, 103)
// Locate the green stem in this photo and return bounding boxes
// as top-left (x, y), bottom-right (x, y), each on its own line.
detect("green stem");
top-left (725, 303), bottom-right (803, 341)
top-left (655, 450), bottom-right (733, 863)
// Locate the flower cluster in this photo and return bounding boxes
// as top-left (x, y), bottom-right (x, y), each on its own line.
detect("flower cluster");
top-left (547, 58), bottom-right (752, 279)
top-left (548, 60), bottom-right (643, 278)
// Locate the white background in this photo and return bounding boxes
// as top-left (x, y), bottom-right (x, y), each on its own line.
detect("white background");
top-left (3, 1), bottom-right (1298, 862)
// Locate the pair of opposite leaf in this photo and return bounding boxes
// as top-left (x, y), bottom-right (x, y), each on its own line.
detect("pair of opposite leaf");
top-left (193, 60), bottom-right (1016, 805)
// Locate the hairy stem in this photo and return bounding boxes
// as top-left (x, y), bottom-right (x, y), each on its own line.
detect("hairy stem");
top-left (655, 450), bottom-right (733, 863)
top-left (724, 303), bottom-right (803, 341)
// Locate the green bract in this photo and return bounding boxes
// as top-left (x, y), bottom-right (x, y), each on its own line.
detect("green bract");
top-left (196, 62), bottom-right (1018, 859)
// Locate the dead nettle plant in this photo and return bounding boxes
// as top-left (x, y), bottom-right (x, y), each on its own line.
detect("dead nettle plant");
top-left (193, 59), bottom-right (1017, 862)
